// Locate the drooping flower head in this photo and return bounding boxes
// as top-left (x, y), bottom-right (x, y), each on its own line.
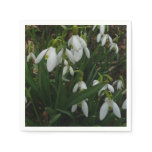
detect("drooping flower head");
top-left (71, 81), bottom-right (89, 117)
top-left (35, 39), bottom-right (63, 72)
top-left (66, 26), bottom-right (90, 63)
top-left (99, 97), bottom-right (121, 120)
top-left (62, 59), bottom-right (74, 76)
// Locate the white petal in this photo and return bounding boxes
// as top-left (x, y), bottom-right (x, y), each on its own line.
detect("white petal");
top-left (108, 35), bottom-right (113, 44)
top-left (112, 80), bottom-right (118, 86)
top-left (99, 102), bottom-right (109, 120)
top-left (79, 37), bottom-right (87, 48)
top-left (68, 36), bottom-right (73, 47)
top-left (100, 25), bottom-right (105, 35)
top-left (81, 100), bottom-right (88, 117)
top-left (64, 59), bottom-right (68, 66)
top-left (101, 34), bottom-right (108, 46)
top-left (73, 48), bottom-right (83, 62)
top-left (72, 35), bottom-right (82, 51)
top-left (62, 66), bottom-right (68, 76)
top-left (56, 49), bottom-right (63, 65)
top-left (97, 33), bottom-right (102, 43)
top-left (117, 80), bottom-right (123, 90)
top-left (73, 83), bottom-right (79, 93)
top-left (105, 97), bottom-right (109, 102)
top-left (122, 99), bottom-right (127, 109)
top-left (110, 43), bottom-right (115, 50)
top-left (71, 104), bottom-right (77, 112)
top-left (65, 48), bottom-right (75, 64)
top-left (35, 49), bottom-right (48, 64)
top-left (92, 25), bottom-right (97, 31)
top-left (107, 84), bottom-right (114, 93)
top-left (98, 85), bottom-right (108, 96)
top-left (69, 66), bottom-right (74, 76)
top-left (84, 47), bottom-right (90, 58)
top-left (93, 80), bottom-right (99, 86)
top-left (46, 48), bottom-right (57, 72)
top-left (79, 81), bottom-right (87, 90)
top-left (115, 44), bottom-right (119, 54)
top-left (112, 101), bottom-right (121, 118)
top-left (27, 54), bottom-right (31, 62)
top-left (30, 52), bottom-right (36, 61)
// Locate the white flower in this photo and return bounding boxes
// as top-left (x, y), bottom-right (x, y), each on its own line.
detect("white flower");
top-left (113, 80), bottom-right (123, 90)
top-left (110, 43), bottom-right (119, 54)
top-left (71, 99), bottom-right (88, 117)
top-left (101, 34), bottom-right (108, 46)
top-left (71, 81), bottom-right (88, 117)
top-left (122, 99), bottom-right (126, 109)
top-left (99, 25), bottom-right (105, 35)
top-left (92, 80), bottom-right (114, 96)
top-left (99, 97), bottom-right (121, 120)
top-left (96, 25), bottom-right (105, 43)
top-left (35, 47), bottom-right (63, 72)
top-left (62, 60), bottom-right (74, 76)
top-left (73, 81), bottom-right (87, 93)
top-left (27, 52), bottom-right (36, 62)
top-left (67, 35), bottom-right (90, 62)
top-left (92, 80), bottom-right (100, 86)
top-left (101, 34), bottom-right (113, 46)
top-left (98, 84), bottom-right (114, 96)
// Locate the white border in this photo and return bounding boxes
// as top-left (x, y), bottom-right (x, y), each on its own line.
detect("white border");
top-left (20, 21), bottom-right (131, 131)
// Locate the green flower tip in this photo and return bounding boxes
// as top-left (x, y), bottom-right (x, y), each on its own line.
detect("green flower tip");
top-left (72, 25), bottom-right (78, 35)
top-left (52, 39), bottom-right (58, 48)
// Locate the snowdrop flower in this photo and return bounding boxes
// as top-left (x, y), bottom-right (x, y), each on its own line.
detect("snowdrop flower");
top-left (101, 34), bottom-right (113, 46)
top-left (27, 52), bottom-right (36, 62)
top-left (122, 99), bottom-right (126, 110)
top-left (62, 59), bottom-right (74, 76)
top-left (99, 97), bottom-right (121, 120)
top-left (99, 84), bottom-right (114, 96)
top-left (92, 80), bottom-right (100, 86)
top-left (67, 35), bottom-right (90, 62)
top-left (92, 80), bottom-right (114, 96)
top-left (96, 25), bottom-right (105, 43)
top-left (113, 80), bottom-right (123, 90)
top-left (110, 43), bottom-right (119, 54)
top-left (71, 81), bottom-right (88, 117)
top-left (35, 47), bottom-right (63, 72)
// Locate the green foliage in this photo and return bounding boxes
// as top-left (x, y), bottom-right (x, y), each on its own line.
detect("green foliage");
top-left (25, 25), bottom-right (126, 126)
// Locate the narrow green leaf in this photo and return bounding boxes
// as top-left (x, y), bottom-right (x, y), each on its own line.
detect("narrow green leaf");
top-left (67, 82), bottom-right (104, 108)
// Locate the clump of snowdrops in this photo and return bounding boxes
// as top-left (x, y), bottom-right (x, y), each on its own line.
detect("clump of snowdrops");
top-left (25, 25), bottom-right (126, 126)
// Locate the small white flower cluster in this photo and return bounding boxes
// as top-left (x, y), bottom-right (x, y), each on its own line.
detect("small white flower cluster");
top-left (92, 78), bottom-right (126, 120)
top-left (27, 33), bottom-right (90, 75)
top-left (93, 25), bottom-right (119, 54)
top-left (66, 35), bottom-right (90, 63)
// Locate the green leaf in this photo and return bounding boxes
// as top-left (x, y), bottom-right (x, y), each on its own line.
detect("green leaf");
top-left (49, 114), bottom-right (61, 125)
top-left (38, 60), bottom-right (52, 106)
top-left (67, 82), bottom-right (104, 108)
top-left (56, 108), bottom-right (74, 119)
